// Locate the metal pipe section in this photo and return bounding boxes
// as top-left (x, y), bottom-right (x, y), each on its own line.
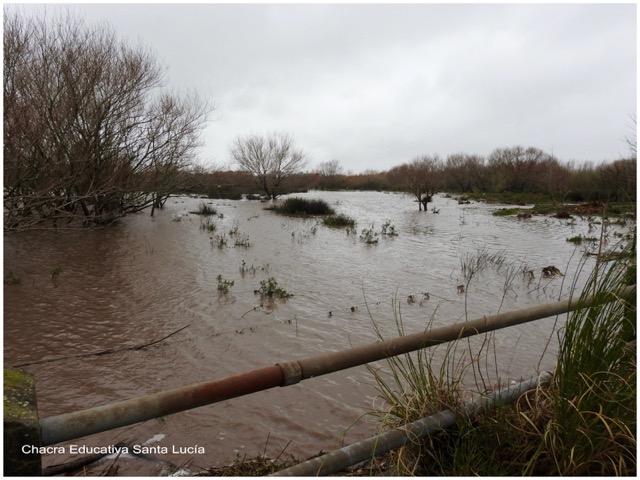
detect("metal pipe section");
top-left (40, 365), bottom-right (285, 446)
top-left (39, 286), bottom-right (634, 446)
top-left (271, 372), bottom-right (553, 476)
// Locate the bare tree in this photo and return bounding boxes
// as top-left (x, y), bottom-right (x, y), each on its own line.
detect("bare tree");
top-left (598, 158), bottom-right (636, 202)
top-left (229, 132), bottom-right (307, 199)
top-left (487, 146), bottom-right (555, 193)
top-left (3, 10), bottom-right (212, 231)
top-left (624, 114), bottom-right (637, 158)
top-left (445, 153), bottom-right (485, 192)
top-left (315, 159), bottom-right (344, 189)
top-left (316, 159), bottom-right (343, 177)
top-left (390, 155), bottom-right (442, 211)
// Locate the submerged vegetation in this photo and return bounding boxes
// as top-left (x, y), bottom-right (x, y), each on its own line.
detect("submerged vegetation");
top-left (254, 277), bottom-right (293, 299)
top-left (216, 275), bottom-right (234, 294)
top-left (566, 235), bottom-right (598, 244)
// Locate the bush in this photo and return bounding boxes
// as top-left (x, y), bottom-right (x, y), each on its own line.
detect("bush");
top-left (275, 197), bottom-right (335, 216)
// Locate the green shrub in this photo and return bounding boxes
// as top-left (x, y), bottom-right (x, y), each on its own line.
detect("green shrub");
top-left (275, 197), bottom-right (335, 216)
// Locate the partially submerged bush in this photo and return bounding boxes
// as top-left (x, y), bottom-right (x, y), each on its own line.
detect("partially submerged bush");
top-left (381, 219), bottom-right (398, 236)
top-left (360, 225), bottom-right (379, 244)
top-left (254, 277), bottom-right (293, 299)
top-left (275, 198), bottom-right (335, 216)
top-left (216, 274), bottom-right (234, 294)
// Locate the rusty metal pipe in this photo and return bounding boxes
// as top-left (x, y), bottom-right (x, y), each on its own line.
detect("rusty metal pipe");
top-left (39, 285), bottom-right (634, 446)
top-left (271, 372), bottom-right (553, 476)
top-left (40, 365), bottom-right (285, 446)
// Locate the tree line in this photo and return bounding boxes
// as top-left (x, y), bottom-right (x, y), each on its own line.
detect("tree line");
top-left (186, 144), bottom-right (636, 208)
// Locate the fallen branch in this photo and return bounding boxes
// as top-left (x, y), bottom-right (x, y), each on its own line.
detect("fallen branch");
top-left (12, 324), bottom-right (190, 368)
top-left (42, 441), bottom-right (130, 476)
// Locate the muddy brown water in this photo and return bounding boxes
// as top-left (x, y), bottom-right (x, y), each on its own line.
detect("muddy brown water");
top-left (4, 191), bottom-right (623, 475)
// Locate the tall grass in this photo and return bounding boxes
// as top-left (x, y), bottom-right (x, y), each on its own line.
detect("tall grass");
top-left (538, 233), bottom-right (636, 475)
top-left (366, 299), bottom-right (478, 475)
top-left (365, 232), bottom-right (636, 476)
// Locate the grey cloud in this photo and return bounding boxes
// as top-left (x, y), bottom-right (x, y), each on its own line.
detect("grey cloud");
top-left (7, 3), bottom-right (636, 171)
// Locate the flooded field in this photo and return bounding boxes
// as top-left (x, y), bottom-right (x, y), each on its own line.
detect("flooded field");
top-left (4, 191), bottom-right (630, 475)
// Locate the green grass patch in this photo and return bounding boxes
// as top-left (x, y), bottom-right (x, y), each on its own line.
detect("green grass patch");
top-left (492, 208), bottom-right (520, 216)
top-left (275, 197), bottom-right (335, 216)
top-left (323, 213), bottom-right (356, 228)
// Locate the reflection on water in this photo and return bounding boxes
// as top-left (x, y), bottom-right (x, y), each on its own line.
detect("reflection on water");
top-left (4, 191), bottom-right (622, 474)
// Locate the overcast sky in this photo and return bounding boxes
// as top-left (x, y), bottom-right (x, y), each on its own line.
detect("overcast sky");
top-left (8, 3), bottom-right (638, 173)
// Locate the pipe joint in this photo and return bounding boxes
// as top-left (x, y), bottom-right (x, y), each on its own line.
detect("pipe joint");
top-left (276, 361), bottom-right (302, 386)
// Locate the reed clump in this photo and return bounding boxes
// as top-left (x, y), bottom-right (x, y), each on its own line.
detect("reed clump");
top-left (191, 201), bottom-right (217, 216)
top-left (366, 233), bottom-right (636, 476)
